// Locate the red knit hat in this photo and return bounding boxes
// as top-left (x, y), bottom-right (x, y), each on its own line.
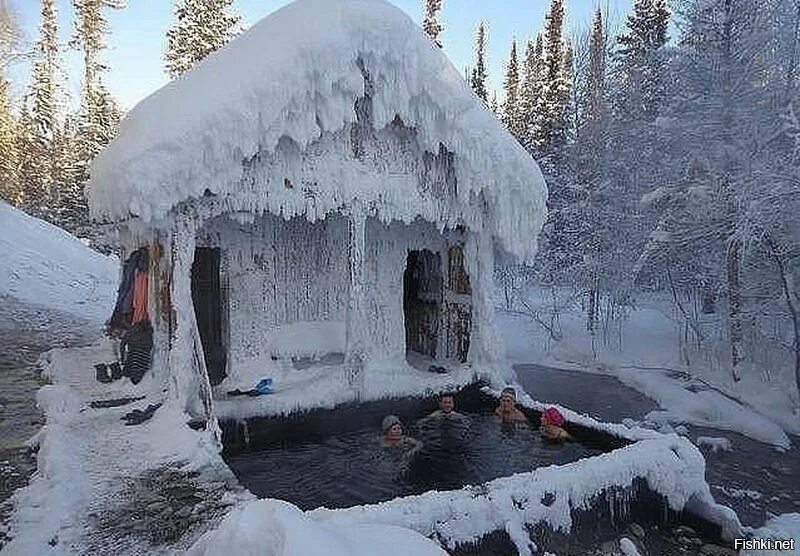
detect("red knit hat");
top-left (542, 407), bottom-right (565, 427)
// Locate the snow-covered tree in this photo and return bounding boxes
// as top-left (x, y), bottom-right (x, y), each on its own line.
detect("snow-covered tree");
top-left (422, 0), bottom-right (443, 48)
top-left (519, 35), bottom-right (543, 151)
top-left (164, 0), bottom-right (241, 79)
top-left (0, 75), bottom-right (20, 204)
top-left (489, 90), bottom-right (499, 115)
top-left (501, 39), bottom-right (522, 138)
top-left (470, 22), bottom-right (488, 103)
top-left (535, 0), bottom-right (570, 152)
top-left (636, 0), bottom-right (794, 383)
top-left (24, 0), bottom-right (64, 220)
top-left (0, 0), bottom-right (20, 205)
top-left (69, 0), bottom-right (125, 230)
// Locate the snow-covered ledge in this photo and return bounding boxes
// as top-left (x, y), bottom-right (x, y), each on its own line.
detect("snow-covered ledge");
top-left (306, 435), bottom-right (739, 555)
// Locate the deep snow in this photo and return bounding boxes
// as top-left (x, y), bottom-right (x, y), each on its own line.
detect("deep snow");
top-left (0, 201), bottom-right (117, 322)
top-left (498, 288), bottom-right (798, 449)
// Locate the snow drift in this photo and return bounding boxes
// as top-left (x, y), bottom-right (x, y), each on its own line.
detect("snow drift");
top-left (0, 201), bottom-right (117, 321)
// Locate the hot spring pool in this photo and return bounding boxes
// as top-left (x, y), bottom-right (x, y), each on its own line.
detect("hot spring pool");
top-left (221, 388), bottom-right (605, 510)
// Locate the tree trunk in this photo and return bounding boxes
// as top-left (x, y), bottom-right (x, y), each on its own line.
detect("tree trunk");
top-left (766, 238), bottom-right (800, 406)
top-left (727, 239), bottom-right (743, 382)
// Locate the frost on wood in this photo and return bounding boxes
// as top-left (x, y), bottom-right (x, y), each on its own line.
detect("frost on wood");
top-left (86, 0), bottom-right (547, 421)
top-left (87, 0), bottom-right (546, 264)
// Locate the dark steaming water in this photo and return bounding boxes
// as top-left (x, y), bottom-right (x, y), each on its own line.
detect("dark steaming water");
top-left (225, 410), bottom-right (601, 510)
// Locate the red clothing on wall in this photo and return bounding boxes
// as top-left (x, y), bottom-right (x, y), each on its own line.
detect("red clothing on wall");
top-left (132, 271), bottom-right (149, 324)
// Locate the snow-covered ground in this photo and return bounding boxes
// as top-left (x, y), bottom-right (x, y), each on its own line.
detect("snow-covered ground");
top-left (745, 513), bottom-right (800, 555)
top-left (0, 201), bottom-right (117, 322)
top-left (498, 287), bottom-right (799, 448)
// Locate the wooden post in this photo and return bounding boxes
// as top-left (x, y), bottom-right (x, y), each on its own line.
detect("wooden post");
top-left (167, 217), bottom-right (216, 429)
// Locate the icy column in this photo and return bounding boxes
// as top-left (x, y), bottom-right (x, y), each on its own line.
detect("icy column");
top-left (167, 216), bottom-right (216, 426)
top-left (344, 206), bottom-right (368, 395)
top-left (466, 230), bottom-right (511, 381)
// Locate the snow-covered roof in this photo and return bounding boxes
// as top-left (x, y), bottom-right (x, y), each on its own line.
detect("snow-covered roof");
top-left (88, 0), bottom-right (547, 261)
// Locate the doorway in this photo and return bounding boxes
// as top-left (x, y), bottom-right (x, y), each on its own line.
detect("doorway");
top-left (403, 250), bottom-right (442, 359)
top-left (191, 247), bottom-right (227, 386)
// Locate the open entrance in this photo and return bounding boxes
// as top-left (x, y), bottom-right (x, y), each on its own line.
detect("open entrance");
top-left (191, 247), bottom-right (227, 386)
top-left (404, 250), bottom-right (442, 360)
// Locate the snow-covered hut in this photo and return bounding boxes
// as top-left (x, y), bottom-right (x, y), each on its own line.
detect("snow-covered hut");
top-left (88, 0), bottom-right (547, 422)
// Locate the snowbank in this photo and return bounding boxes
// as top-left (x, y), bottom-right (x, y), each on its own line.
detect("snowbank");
top-left (0, 201), bottom-right (117, 321)
top-left (87, 0), bottom-right (546, 263)
top-left (187, 499), bottom-right (447, 556)
top-left (310, 434), bottom-right (740, 555)
top-left (745, 513), bottom-right (800, 555)
top-left (498, 290), bottom-right (796, 448)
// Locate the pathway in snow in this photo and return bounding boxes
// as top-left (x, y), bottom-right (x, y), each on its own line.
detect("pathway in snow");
top-left (0, 299), bottom-right (102, 532)
top-left (1, 340), bottom-right (250, 555)
top-left (516, 364), bottom-right (800, 529)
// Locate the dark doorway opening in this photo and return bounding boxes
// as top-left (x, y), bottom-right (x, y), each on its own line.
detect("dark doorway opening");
top-left (191, 247), bottom-right (227, 386)
top-left (404, 250), bottom-right (442, 359)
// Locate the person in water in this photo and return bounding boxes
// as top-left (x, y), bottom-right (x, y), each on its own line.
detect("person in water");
top-left (540, 407), bottom-right (573, 441)
top-left (425, 392), bottom-right (468, 422)
top-left (380, 415), bottom-right (422, 453)
top-left (494, 387), bottom-right (528, 424)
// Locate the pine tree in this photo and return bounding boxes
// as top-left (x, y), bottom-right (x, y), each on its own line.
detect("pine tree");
top-left (501, 39), bottom-right (522, 139)
top-left (579, 9), bottom-right (609, 335)
top-left (165, 0), bottom-right (241, 79)
top-left (615, 0), bottom-right (670, 121)
top-left (0, 75), bottom-right (20, 205)
top-left (422, 0), bottom-right (444, 48)
top-left (519, 35), bottom-right (544, 151)
top-left (1, 0), bottom-right (22, 70)
top-left (69, 0), bottom-right (125, 232)
top-left (15, 102), bottom-right (38, 211)
top-left (470, 22), bottom-right (488, 103)
top-left (536, 0), bottom-right (570, 152)
top-left (490, 91), bottom-right (499, 115)
top-left (25, 0), bottom-right (63, 221)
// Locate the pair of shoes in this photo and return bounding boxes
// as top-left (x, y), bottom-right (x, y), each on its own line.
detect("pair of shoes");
top-left (427, 365), bottom-right (448, 374)
top-left (94, 362), bottom-right (124, 383)
top-left (95, 363), bottom-right (113, 383)
top-left (121, 403), bottom-right (162, 426)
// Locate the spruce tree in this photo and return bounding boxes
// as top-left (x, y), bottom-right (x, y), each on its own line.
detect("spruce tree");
top-left (70, 0), bottom-right (125, 232)
top-left (519, 35), bottom-right (544, 151)
top-left (470, 22), bottom-right (488, 103)
top-left (489, 90), bottom-right (499, 115)
top-left (0, 75), bottom-right (20, 205)
top-left (422, 0), bottom-right (444, 48)
top-left (536, 0), bottom-right (569, 152)
top-left (502, 39), bottom-right (522, 139)
top-left (616, 0), bottom-right (670, 120)
top-left (26, 0), bottom-right (63, 221)
top-left (165, 0), bottom-right (241, 79)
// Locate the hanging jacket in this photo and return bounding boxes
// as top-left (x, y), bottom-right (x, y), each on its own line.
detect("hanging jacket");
top-left (132, 271), bottom-right (149, 325)
top-left (108, 250), bottom-right (141, 330)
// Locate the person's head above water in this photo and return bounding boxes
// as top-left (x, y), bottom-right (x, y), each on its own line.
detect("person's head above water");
top-left (499, 387), bottom-right (517, 410)
top-left (438, 392), bottom-right (455, 414)
top-left (541, 407), bottom-right (565, 428)
top-left (382, 415), bottom-right (403, 440)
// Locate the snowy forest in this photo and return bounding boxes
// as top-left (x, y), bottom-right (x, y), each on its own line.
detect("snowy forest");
top-left (2, 0), bottom-right (800, 554)
top-left (4, 0), bottom-right (798, 404)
